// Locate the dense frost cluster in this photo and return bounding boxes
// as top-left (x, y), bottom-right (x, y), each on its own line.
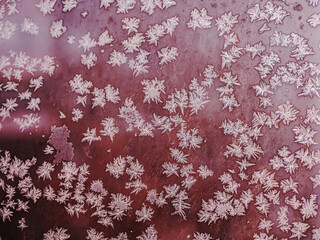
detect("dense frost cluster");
top-left (1, 0), bottom-right (320, 239)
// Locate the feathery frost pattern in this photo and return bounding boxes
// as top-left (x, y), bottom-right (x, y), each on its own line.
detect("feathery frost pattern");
top-left (0, 0), bottom-right (320, 239)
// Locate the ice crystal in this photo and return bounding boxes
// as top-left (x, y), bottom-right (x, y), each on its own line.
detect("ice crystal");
top-left (0, 20), bottom-right (17, 40)
top-left (100, 0), bottom-right (115, 9)
top-left (2, 1), bottom-right (320, 239)
top-left (115, 0), bottom-right (136, 14)
top-left (107, 50), bottom-right (127, 67)
top-left (177, 125), bottom-right (203, 149)
top-left (98, 29), bottom-right (114, 46)
top-left (300, 194), bottom-right (318, 220)
top-left (43, 227), bottom-right (70, 240)
top-left (136, 204), bottom-right (154, 222)
top-left (81, 52), bottom-right (97, 70)
top-left (79, 33), bottom-right (97, 53)
top-left (108, 193), bottom-right (132, 220)
top-left (187, 8), bottom-right (213, 30)
top-left (81, 128), bottom-right (102, 145)
top-left (106, 156), bottom-right (126, 179)
top-left (62, 0), bottom-right (77, 12)
top-left (307, 0), bottom-right (319, 6)
top-left (136, 225), bottom-right (158, 240)
top-left (215, 11), bottom-right (239, 36)
top-left (290, 222), bottom-right (309, 240)
top-left (100, 118), bottom-right (119, 141)
top-left (141, 77), bottom-right (165, 104)
top-left (171, 190), bottom-right (191, 220)
top-left (36, 161), bottom-right (55, 180)
top-left (157, 46), bottom-right (178, 65)
top-left (193, 232), bottom-right (212, 240)
top-left (21, 18), bottom-right (39, 35)
top-left (308, 13), bottom-right (320, 28)
top-left (69, 74), bottom-right (92, 95)
top-left (35, 0), bottom-right (56, 16)
top-left (50, 19), bottom-right (67, 39)
top-left (122, 17), bottom-right (140, 35)
top-left (122, 33), bottom-right (145, 53)
top-left (276, 100), bottom-right (299, 125)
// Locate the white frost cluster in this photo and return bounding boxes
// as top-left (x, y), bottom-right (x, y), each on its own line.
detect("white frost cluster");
top-left (50, 19), bottom-right (67, 39)
top-left (187, 8), bottom-right (213, 30)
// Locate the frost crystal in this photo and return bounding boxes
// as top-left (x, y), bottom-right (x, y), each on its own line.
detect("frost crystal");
top-left (98, 29), bottom-right (114, 46)
top-left (115, 0), bottom-right (136, 14)
top-left (36, 162), bottom-right (55, 180)
top-left (136, 204), bottom-right (154, 222)
top-left (122, 33), bottom-right (145, 53)
top-left (50, 20), bottom-right (67, 39)
top-left (81, 128), bottom-right (101, 145)
top-left (136, 225), bottom-right (158, 240)
top-left (79, 33), bottom-right (97, 52)
top-left (276, 100), bottom-right (299, 125)
top-left (122, 17), bottom-right (140, 35)
top-left (48, 125), bottom-right (74, 165)
top-left (187, 8), bottom-right (213, 30)
top-left (215, 11), bottom-right (239, 36)
top-left (307, 13), bottom-right (320, 28)
top-left (100, 118), bottom-right (119, 141)
top-left (43, 227), bottom-right (70, 240)
top-left (21, 18), bottom-right (39, 35)
top-left (141, 78), bottom-right (165, 104)
top-left (106, 156), bottom-right (126, 179)
top-left (81, 52), bottom-right (97, 70)
top-left (0, 20), bottom-right (17, 40)
top-left (193, 232), bottom-right (212, 240)
top-left (108, 193), bottom-right (132, 220)
top-left (107, 50), bottom-right (127, 67)
top-left (35, 0), bottom-right (56, 16)
top-left (62, 0), bottom-right (77, 12)
top-left (157, 46), bottom-right (178, 65)
top-left (3, 1), bottom-right (320, 239)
